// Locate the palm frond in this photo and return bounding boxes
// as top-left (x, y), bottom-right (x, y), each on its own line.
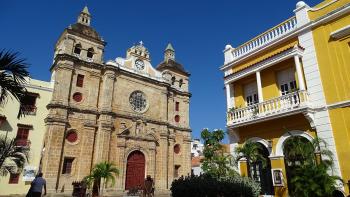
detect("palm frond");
top-left (0, 50), bottom-right (30, 118)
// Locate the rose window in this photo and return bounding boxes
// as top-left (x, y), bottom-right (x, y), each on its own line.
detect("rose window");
top-left (129, 91), bottom-right (147, 112)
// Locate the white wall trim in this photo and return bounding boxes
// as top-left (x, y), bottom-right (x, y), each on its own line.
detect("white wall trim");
top-left (330, 25), bottom-right (350, 40)
top-left (327, 100), bottom-right (350, 110)
top-left (224, 47), bottom-right (303, 84)
top-left (275, 130), bottom-right (314, 157)
top-left (246, 137), bottom-right (272, 156)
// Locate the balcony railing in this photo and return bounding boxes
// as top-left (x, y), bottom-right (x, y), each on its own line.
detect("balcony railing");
top-left (21, 105), bottom-right (37, 115)
top-left (231, 17), bottom-right (297, 61)
top-left (227, 90), bottom-right (309, 125)
top-left (15, 139), bottom-right (31, 147)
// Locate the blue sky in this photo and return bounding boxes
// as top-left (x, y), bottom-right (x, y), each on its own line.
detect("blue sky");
top-left (1, 0), bottom-right (321, 142)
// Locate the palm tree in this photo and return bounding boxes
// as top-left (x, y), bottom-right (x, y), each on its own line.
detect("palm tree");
top-left (284, 136), bottom-right (342, 197)
top-left (0, 134), bottom-right (29, 176)
top-left (84, 161), bottom-right (119, 196)
top-left (235, 141), bottom-right (266, 171)
top-left (0, 50), bottom-right (30, 118)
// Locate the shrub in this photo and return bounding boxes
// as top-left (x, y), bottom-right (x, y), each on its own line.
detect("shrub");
top-left (171, 174), bottom-right (260, 197)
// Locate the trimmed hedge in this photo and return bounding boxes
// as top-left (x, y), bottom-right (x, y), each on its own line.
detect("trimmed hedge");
top-left (171, 174), bottom-right (260, 197)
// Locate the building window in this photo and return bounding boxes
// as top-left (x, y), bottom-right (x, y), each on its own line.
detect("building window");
top-left (76, 74), bottom-right (84, 87)
top-left (129, 91), bottom-right (147, 113)
top-left (171, 76), bottom-right (176, 85)
top-left (174, 144), bottom-right (181, 154)
top-left (62, 158), bottom-right (74, 174)
top-left (174, 115), bottom-right (180, 123)
top-left (179, 79), bottom-right (183, 87)
top-left (174, 165), bottom-right (181, 178)
top-left (16, 127), bottom-right (29, 146)
top-left (72, 92), bottom-right (83, 102)
top-left (87, 48), bottom-right (94, 59)
top-left (175, 102), bottom-right (179, 111)
top-left (74, 44), bottom-right (81, 55)
top-left (21, 93), bottom-right (38, 115)
top-left (66, 130), bottom-right (78, 143)
top-left (9, 173), bottom-right (20, 184)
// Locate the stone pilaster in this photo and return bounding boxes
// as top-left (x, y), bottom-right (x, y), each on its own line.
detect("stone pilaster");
top-left (99, 70), bottom-right (115, 111)
top-left (167, 134), bottom-right (175, 187)
top-left (41, 121), bottom-right (67, 192)
top-left (156, 133), bottom-right (168, 190)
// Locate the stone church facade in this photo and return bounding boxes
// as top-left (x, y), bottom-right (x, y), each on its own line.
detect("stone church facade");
top-left (41, 7), bottom-right (191, 195)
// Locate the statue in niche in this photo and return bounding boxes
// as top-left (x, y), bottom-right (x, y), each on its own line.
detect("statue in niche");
top-left (119, 122), bottom-right (130, 135)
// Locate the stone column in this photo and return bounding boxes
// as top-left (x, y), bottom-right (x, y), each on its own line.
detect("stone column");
top-left (50, 62), bottom-right (74, 105)
top-left (167, 134), bottom-right (175, 187)
top-left (226, 83), bottom-right (235, 110)
top-left (116, 137), bottom-right (126, 191)
top-left (76, 124), bottom-right (96, 180)
top-left (183, 136), bottom-right (192, 177)
top-left (94, 116), bottom-right (113, 164)
top-left (256, 71), bottom-right (263, 102)
top-left (157, 134), bottom-right (168, 190)
top-left (99, 70), bottom-right (115, 112)
top-left (294, 55), bottom-right (306, 91)
top-left (41, 122), bottom-right (67, 192)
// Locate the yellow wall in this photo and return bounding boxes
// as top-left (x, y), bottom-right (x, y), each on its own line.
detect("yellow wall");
top-left (0, 79), bottom-right (52, 195)
top-left (308, 0), bottom-right (350, 21)
top-left (233, 58), bottom-right (298, 108)
top-left (312, 5), bottom-right (350, 195)
top-left (236, 114), bottom-right (315, 196)
top-left (312, 14), bottom-right (350, 104)
top-left (231, 39), bottom-right (298, 74)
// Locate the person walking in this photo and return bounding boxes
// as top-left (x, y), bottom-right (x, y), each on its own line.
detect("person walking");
top-left (30, 172), bottom-right (47, 197)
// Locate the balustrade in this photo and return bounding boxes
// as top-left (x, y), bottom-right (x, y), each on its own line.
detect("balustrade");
top-left (227, 90), bottom-right (309, 124)
top-left (231, 17), bottom-right (297, 60)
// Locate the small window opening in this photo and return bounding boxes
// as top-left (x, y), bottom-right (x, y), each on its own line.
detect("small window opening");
top-left (74, 44), bottom-right (81, 55)
top-left (87, 48), bottom-right (94, 58)
top-left (171, 76), bottom-right (176, 85)
top-left (16, 128), bottom-right (29, 146)
top-left (179, 79), bottom-right (183, 87)
top-left (62, 157), bottom-right (74, 174)
top-left (175, 102), bottom-right (179, 111)
top-left (9, 173), bottom-right (20, 184)
top-left (76, 74), bottom-right (84, 87)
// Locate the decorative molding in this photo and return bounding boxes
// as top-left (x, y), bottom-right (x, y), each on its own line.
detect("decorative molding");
top-left (221, 2), bottom-right (350, 71)
top-left (275, 130), bottom-right (314, 157)
top-left (224, 47), bottom-right (304, 84)
top-left (327, 100), bottom-right (350, 110)
top-left (330, 25), bottom-right (350, 40)
top-left (309, 0), bottom-right (339, 12)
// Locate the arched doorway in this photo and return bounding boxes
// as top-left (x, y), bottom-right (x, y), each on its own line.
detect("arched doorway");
top-left (125, 151), bottom-right (145, 190)
top-left (248, 143), bottom-right (274, 195)
top-left (283, 136), bottom-right (314, 196)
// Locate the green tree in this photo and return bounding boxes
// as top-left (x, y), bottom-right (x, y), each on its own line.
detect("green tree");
top-left (201, 128), bottom-right (237, 178)
top-left (234, 141), bottom-right (266, 176)
top-left (0, 50), bottom-right (30, 118)
top-left (84, 161), bottom-right (119, 196)
top-left (0, 135), bottom-right (29, 176)
top-left (284, 136), bottom-right (342, 197)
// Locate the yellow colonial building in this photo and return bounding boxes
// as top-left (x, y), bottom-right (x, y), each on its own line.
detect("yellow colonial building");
top-left (222, 0), bottom-right (350, 196)
top-left (0, 79), bottom-right (53, 196)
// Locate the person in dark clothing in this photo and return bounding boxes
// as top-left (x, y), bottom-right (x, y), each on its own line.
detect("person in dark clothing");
top-left (143, 175), bottom-right (154, 197)
top-left (30, 172), bottom-right (47, 197)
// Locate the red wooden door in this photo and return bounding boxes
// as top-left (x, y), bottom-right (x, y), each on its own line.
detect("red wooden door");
top-left (125, 151), bottom-right (145, 190)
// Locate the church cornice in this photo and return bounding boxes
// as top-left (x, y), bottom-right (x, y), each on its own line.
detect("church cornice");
top-left (51, 54), bottom-right (104, 72)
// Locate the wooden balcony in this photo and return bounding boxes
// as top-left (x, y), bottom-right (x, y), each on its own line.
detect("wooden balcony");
top-left (227, 90), bottom-right (309, 128)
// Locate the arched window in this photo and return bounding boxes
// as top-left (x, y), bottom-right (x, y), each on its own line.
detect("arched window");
top-left (179, 79), bottom-right (183, 87)
top-left (74, 44), bottom-right (82, 55)
top-left (171, 76), bottom-right (176, 85)
top-left (87, 48), bottom-right (94, 58)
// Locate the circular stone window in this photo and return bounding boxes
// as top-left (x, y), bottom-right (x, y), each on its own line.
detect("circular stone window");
top-left (66, 130), bottom-right (78, 143)
top-left (174, 144), bottom-right (181, 154)
top-left (73, 92), bottom-right (82, 102)
top-left (129, 91), bottom-right (147, 112)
